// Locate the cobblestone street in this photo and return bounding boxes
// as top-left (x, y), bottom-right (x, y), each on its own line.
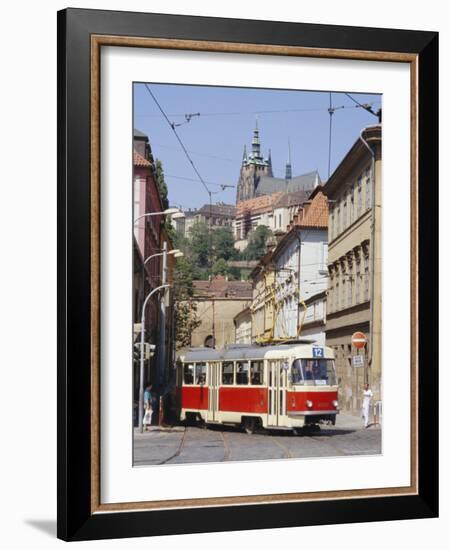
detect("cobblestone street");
top-left (133, 414), bottom-right (381, 466)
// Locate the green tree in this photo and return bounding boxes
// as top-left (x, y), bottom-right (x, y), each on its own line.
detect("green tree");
top-left (212, 226), bottom-right (238, 262)
top-left (172, 256), bottom-right (201, 349)
top-left (211, 258), bottom-right (230, 277)
top-left (243, 225), bottom-right (273, 260)
top-left (188, 221), bottom-right (211, 268)
top-left (155, 159), bottom-right (169, 210)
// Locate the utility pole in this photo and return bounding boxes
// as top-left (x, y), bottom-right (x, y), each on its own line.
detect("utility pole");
top-left (138, 284), bottom-right (169, 433)
top-left (158, 241), bottom-right (168, 389)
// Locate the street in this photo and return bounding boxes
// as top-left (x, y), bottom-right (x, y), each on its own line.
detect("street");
top-left (133, 414), bottom-right (381, 466)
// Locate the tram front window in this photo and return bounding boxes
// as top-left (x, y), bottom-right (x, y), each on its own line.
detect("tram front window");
top-left (291, 359), bottom-right (337, 386)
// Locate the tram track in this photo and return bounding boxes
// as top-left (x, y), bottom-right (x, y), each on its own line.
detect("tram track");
top-left (219, 430), bottom-right (231, 461)
top-left (272, 436), bottom-right (293, 459)
top-left (157, 425), bottom-right (188, 465)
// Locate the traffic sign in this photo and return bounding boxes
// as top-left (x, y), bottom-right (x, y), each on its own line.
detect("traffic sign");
top-left (352, 355), bottom-right (365, 368)
top-left (351, 331), bottom-right (367, 349)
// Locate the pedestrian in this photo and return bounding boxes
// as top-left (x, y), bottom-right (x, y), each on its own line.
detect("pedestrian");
top-left (361, 383), bottom-right (373, 428)
top-left (143, 384), bottom-right (153, 431)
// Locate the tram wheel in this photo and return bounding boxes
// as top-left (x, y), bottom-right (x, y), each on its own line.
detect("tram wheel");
top-left (243, 417), bottom-right (259, 434)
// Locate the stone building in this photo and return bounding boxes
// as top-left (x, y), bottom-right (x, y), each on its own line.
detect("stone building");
top-left (179, 203), bottom-right (236, 237)
top-left (233, 190), bottom-right (311, 251)
top-left (323, 124), bottom-right (382, 415)
top-left (189, 276), bottom-right (252, 349)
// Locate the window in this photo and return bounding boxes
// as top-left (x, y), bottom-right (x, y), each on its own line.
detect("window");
top-left (349, 188), bottom-right (354, 225)
top-left (183, 363), bottom-right (194, 385)
top-left (335, 281), bottom-right (339, 311)
top-left (348, 274), bottom-right (353, 308)
top-left (336, 206), bottom-right (341, 234)
top-left (343, 198), bottom-right (347, 229)
top-left (330, 212), bottom-right (334, 240)
top-left (291, 358), bottom-right (337, 386)
top-left (365, 168), bottom-right (372, 210)
top-left (357, 176), bottom-right (362, 217)
top-left (250, 360), bottom-right (264, 385)
top-left (222, 362), bottom-right (234, 385)
top-left (195, 363), bottom-right (206, 385)
top-left (364, 264), bottom-right (370, 302)
top-left (355, 261), bottom-right (361, 304)
top-left (236, 361), bottom-right (249, 385)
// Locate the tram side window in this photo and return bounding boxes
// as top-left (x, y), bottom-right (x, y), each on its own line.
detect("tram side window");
top-left (236, 361), bottom-right (249, 385)
top-left (184, 364), bottom-right (194, 385)
top-left (250, 361), bottom-right (263, 385)
top-left (195, 363), bottom-right (206, 385)
top-left (222, 362), bottom-right (234, 385)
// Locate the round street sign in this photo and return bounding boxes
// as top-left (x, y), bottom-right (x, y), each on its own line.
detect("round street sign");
top-left (351, 331), bottom-right (367, 349)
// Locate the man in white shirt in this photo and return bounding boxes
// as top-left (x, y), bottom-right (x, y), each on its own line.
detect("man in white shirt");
top-left (361, 383), bottom-right (373, 428)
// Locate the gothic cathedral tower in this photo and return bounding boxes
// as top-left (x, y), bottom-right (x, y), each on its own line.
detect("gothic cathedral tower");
top-left (236, 120), bottom-right (273, 203)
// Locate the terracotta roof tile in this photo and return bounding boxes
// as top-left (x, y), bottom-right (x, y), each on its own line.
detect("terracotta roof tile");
top-left (193, 275), bottom-right (252, 299)
top-left (236, 192), bottom-right (283, 216)
top-left (295, 189), bottom-right (328, 228)
top-left (134, 150), bottom-right (151, 167)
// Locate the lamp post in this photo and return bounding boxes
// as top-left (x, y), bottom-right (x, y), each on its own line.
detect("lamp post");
top-left (134, 207), bottom-right (183, 226)
top-left (138, 284), bottom-right (170, 433)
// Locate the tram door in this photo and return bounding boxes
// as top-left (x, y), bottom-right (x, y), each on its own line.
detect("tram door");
top-left (267, 360), bottom-right (288, 427)
top-left (207, 362), bottom-right (219, 422)
top-left (268, 360), bottom-right (280, 426)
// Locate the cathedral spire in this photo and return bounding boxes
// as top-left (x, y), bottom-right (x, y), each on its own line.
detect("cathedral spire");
top-left (285, 138), bottom-right (292, 180)
top-left (252, 116), bottom-right (261, 159)
top-left (242, 144), bottom-right (248, 164)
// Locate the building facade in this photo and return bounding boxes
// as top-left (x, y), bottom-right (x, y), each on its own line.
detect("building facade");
top-left (189, 276), bottom-right (252, 349)
top-left (272, 189), bottom-right (329, 341)
top-left (324, 125), bottom-right (382, 415)
top-left (233, 307), bottom-right (252, 344)
top-left (300, 290), bottom-right (327, 346)
top-left (133, 129), bottom-right (175, 418)
top-left (179, 203), bottom-right (236, 237)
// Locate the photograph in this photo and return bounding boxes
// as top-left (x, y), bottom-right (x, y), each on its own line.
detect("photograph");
top-left (132, 83), bottom-right (383, 466)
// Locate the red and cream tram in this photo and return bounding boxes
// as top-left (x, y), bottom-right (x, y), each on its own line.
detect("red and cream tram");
top-left (176, 342), bottom-right (338, 433)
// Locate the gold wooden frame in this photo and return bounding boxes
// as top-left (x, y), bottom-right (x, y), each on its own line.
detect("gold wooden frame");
top-left (90, 35), bottom-right (418, 514)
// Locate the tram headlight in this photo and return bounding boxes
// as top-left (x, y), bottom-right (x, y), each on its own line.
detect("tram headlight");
top-left (332, 400), bottom-right (339, 409)
top-left (306, 400), bottom-right (313, 408)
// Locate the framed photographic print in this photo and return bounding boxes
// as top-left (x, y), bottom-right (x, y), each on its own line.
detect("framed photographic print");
top-left (57, 8), bottom-right (438, 541)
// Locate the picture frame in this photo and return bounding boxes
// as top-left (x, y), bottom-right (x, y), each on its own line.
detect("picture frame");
top-left (57, 7), bottom-right (438, 541)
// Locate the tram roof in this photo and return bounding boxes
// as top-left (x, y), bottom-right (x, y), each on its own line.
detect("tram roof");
top-left (180, 341), bottom-right (331, 362)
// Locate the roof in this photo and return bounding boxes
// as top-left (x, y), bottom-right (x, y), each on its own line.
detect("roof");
top-left (133, 128), bottom-right (148, 138)
top-left (296, 188), bottom-right (328, 228)
top-left (193, 275), bottom-right (252, 299)
top-left (274, 189), bottom-right (310, 209)
top-left (255, 170), bottom-right (320, 197)
top-left (323, 125), bottom-right (381, 197)
top-left (179, 342), bottom-right (331, 363)
top-left (236, 192), bottom-right (283, 216)
top-left (196, 203), bottom-right (236, 217)
top-left (133, 150), bottom-right (151, 167)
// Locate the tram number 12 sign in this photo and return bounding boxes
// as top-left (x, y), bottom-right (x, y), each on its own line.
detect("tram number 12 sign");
top-left (312, 347), bottom-right (324, 358)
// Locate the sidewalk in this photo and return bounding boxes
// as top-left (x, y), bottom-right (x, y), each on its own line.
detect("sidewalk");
top-left (334, 412), bottom-right (381, 431)
top-left (134, 425), bottom-right (185, 438)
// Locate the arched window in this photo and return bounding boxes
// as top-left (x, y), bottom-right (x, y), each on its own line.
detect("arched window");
top-left (204, 335), bottom-right (215, 348)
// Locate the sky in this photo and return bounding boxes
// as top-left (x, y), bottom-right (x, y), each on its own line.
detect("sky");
top-left (133, 83), bottom-right (381, 210)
